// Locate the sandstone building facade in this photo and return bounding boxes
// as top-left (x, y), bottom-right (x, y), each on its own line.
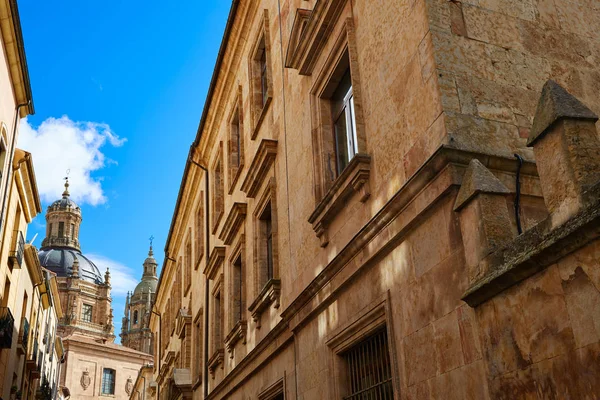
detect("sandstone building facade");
top-left (39, 182), bottom-right (153, 399)
top-left (148, 0), bottom-right (600, 399)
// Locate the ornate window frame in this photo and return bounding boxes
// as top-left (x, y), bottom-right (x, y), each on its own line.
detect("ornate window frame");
top-left (211, 142), bottom-right (225, 234)
top-left (225, 235), bottom-right (247, 358)
top-left (192, 308), bottom-right (203, 388)
top-left (227, 85), bottom-right (245, 193)
top-left (248, 10), bottom-right (273, 140)
top-left (325, 293), bottom-right (400, 399)
top-left (195, 192), bottom-right (205, 269)
top-left (248, 178), bottom-right (280, 328)
top-left (208, 273), bottom-right (225, 378)
top-left (308, 18), bottom-right (369, 247)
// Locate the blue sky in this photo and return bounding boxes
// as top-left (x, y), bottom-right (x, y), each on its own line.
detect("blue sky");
top-left (17, 0), bottom-right (231, 341)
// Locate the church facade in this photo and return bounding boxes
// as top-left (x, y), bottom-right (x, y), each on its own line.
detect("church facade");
top-left (39, 181), bottom-right (152, 399)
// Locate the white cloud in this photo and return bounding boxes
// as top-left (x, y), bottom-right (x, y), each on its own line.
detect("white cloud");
top-left (18, 116), bottom-right (126, 206)
top-left (86, 253), bottom-right (138, 297)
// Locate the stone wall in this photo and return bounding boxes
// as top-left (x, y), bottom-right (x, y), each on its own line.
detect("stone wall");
top-left (151, 0), bottom-right (600, 399)
top-left (426, 0), bottom-right (600, 160)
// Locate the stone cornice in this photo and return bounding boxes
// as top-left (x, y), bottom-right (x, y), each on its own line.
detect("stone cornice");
top-left (218, 202), bottom-right (247, 245)
top-left (204, 246), bottom-right (226, 280)
top-left (240, 139), bottom-right (278, 198)
top-left (225, 320), bottom-right (247, 358)
top-left (248, 279), bottom-right (281, 329)
top-left (208, 349), bottom-right (224, 377)
top-left (463, 182), bottom-right (600, 307)
top-left (282, 146), bottom-right (538, 328)
top-left (308, 153), bottom-right (371, 247)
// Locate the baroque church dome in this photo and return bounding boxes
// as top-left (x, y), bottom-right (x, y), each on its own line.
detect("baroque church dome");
top-left (38, 248), bottom-right (103, 284)
top-left (38, 179), bottom-right (104, 284)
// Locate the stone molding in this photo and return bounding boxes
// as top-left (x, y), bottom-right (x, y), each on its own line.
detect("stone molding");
top-left (208, 349), bottom-right (224, 378)
top-left (257, 377), bottom-right (285, 400)
top-left (282, 146), bottom-right (537, 329)
top-left (462, 183), bottom-right (600, 307)
top-left (240, 139), bottom-right (278, 198)
top-left (284, 8), bottom-right (311, 68)
top-left (308, 154), bottom-right (371, 247)
top-left (285, 0), bottom-right (347, 75)
top-left (204, 246), bottom-right (226, 280)
top-left (175, 309), bottom-right (192, 339)
top-left (225, 320), bottom-right (247, 358)
top-left (248, 279), bottom-right (281, 328)
top-left (325, 292), bottom-right (401, 399)
top-left (218, 202), bottom-right (247, 245)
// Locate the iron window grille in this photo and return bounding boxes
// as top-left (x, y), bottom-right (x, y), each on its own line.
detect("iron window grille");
top-left (101, 368), bottom-right (116, 395)
top-left (9, 230), bottom-right (25, 268)
top-left (342, 328), bottom-right (394, 400)
top-left (0, 306), bottom-right (14, 348)
top-left (19, 316), bottom-right (29, 351)
top-left (81, 304), bottom-right (93, 323)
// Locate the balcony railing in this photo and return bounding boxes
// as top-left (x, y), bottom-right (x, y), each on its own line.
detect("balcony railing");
top-left (26, 340), bottom-right (40, 375)
top-left (17, 317), bottom-right (29, 355)
top-left (9, 230), bottom-right (25, 268)
top-left (0, 307), bottom-right (14, 348)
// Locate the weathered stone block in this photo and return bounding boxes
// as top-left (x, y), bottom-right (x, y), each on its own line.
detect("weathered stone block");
top-left (404, 324), bottom-right (437, 386)
top-left (433, 310), bottom-right (464, 374)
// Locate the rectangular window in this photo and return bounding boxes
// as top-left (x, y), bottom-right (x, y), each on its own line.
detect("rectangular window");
top-left (194, 314), bottom-right (203, 380)
top-left (213, 291), bottom-right (222, 353)
top-left (81, 304), bottom-right (93, 323)
top-left (331, 67), bottom-right (357, 176)
top-left (70, 223), bottom-right (75, 238)
top-left (231, 108), bottom-right (241, 168)
top-left (249, 11), bottom-right (272, 139)
top-left (342, 329), bottom-right (393, 400)
top-left (195, 195), bottom-right (204, 266)
top-left (58, 222), bottom-right (64, 238)
top-left (184, 235), bottom-right (192, 293)
top-left (233, 255), bottom-right (243, 323)
top-left (260, 202), bottom-right (273, 284)
top-left (212, 144), bottom-right (224, 232)
top-left (259, 47), bottom-right (268, 108)
top-left (101, 368), bottom-right (116, 395)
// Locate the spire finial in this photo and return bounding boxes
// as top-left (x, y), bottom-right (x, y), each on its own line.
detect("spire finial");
top-left (63, 169), bottom-right (71, 197)
top-left (148, 235), bottom-right (154, 256)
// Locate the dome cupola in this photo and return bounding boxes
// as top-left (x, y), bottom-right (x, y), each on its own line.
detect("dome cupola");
top-left (38, 178), bottom-right (104, 284)
top-left (41, 178), bottom-right (82, 251)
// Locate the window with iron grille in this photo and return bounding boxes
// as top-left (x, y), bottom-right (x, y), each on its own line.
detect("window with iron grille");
top-left (101, 368), bottom-right (115, 395)
top-left (342, 328), bottom-right (393, 400)
top-left (81, 304), bottom-right (93, 323)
